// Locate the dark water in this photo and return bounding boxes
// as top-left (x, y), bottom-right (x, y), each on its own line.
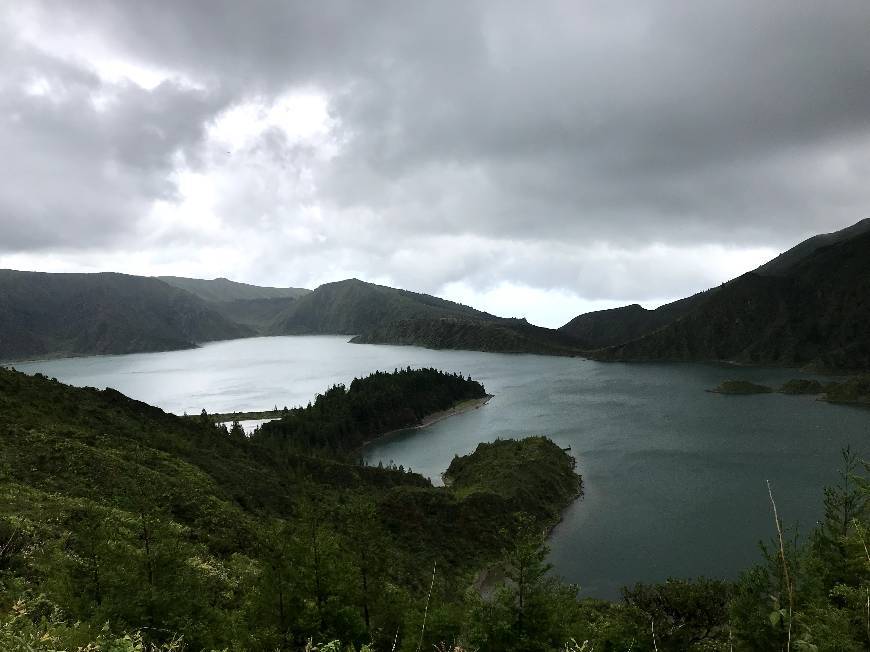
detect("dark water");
top-left (13, 336), bottom-right (868, 599)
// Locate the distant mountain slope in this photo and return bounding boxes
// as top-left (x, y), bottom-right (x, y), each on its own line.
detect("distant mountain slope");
top-left (560, 218), bottom-right (870, 353)
top-left (755, 217), bottom-right (870, 277)
top-left (209, 296), bottom-right (301, 333)
top-left (158, 276), bottom-right (311, 335)
top-left (269, 278), bottom-right (583, 355)
top-left (558, 294), bottom-right (711, 349)
top-left (268, 278), bottom-right (497, 335)
top-left (158, 275), bottom-right (309, 302)
top-left (0, 270), bottom-right (251, 361)
top-left (352, 316), bottom-right (585, 355)
top-left (596, 229), bottom-right (870, 370)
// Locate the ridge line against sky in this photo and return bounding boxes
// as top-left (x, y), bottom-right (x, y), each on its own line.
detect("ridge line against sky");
top-left (1, 1), bottom-right (869, 327)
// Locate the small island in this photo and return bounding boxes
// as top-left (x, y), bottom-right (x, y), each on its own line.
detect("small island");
top-left (706, 375), bottom-right (870, 410)
top-left (708, 379), bottom-right (774, 395)
top-left (779, 378), bottom-right (824, 394)
top-left (821, 375), bottom-right (870, 406)
top-left (444, 437), bottom-right (582, 524)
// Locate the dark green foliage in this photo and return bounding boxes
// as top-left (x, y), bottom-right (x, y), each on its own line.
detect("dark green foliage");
top-left (0, 270), bottom-right (251, 361)
top-left (351, 317), bottom-right (585, 356)
top-left (558, 297), bottom-right (710, 349)
top-left (822, 375), bottom-right (870, 405)
top-left (730, 454), bottom-right (870, 652)
top-left (251, 367), bottom-right (487, 453)
top-left (465, 517), bottom-right (581, 652)
top-left (709, 380), bottom-right (774, 395)
top-left (621, 578), bottom-right (734, 650)
top-left (780, 378), bottom-right (825, 394)
top-left (0, 366), bottom-right (581, 650)
top-left (3, 365), bottom-right (870, 650)
top-left (378, 438), bottom-right (582, 578)
top-left (445, 437), bottom-right (582, 523)
top-left (813, 447), bottom-right (868, 589)
top-left (755, 218), bottom-right (870, 277)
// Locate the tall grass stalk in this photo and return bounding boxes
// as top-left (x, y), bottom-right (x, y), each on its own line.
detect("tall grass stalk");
top-left (767, 480), bottom-right (793, 652)
top-left (416, 561), bottom-right (437, 652)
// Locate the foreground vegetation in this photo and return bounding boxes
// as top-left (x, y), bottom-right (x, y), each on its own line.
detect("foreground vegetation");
top-left (1, 367), bottom-right (868, 650)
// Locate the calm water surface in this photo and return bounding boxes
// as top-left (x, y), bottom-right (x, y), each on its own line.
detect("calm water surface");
top-left (13, 336), bottom-right (869, 598)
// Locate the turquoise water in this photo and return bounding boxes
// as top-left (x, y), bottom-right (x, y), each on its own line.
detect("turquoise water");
top-left (13, 336), bottom-right (868, 599)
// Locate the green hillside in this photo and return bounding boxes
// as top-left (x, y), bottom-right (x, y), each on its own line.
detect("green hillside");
top-left (352, 316), bottom-right (586, 355)
top-left (558, 297), bottom-right (708, 349)
top-left (157, 277), bottom-right (312, 335)
top-left (0, 270), bottom-right (251, 361)
top-left (209, 296), bottom-right (303, 333)
top-left (0, 367), bottom-right (581, 650)
top-left (596, 229), bottom-right (870, 369)
top-left (558, 219), bottom-right (870, 370)
top-left (268, 278), bottom-right (496, 335)
top-left (755, 217), bottom-right (870, 277)
top-left (269, 278), bottom-right (584, 355)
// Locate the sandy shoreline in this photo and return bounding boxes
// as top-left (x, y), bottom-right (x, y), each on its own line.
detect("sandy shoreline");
top-left (359, 394), bottom-right (493, 449)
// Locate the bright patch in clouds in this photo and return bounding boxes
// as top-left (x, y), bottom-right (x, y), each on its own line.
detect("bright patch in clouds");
top-left (208, 92), bottom-right (336, 152)
top-left (442, 282), bottom-right (631, 329)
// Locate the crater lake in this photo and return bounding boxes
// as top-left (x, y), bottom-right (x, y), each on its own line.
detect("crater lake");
top-left (11, 335), bottom-right (868, 598)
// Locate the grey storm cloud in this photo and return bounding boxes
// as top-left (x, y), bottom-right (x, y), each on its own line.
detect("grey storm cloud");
top-left (0, 33), bottom-right (229, 252)
top-left (2, 0), bottom-right (870, 310)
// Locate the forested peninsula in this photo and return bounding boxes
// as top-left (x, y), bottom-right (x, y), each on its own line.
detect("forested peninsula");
top-left (0, 367), bottom-right (580, 650)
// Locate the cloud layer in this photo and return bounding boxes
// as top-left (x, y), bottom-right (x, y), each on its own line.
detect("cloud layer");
top-left (2, 1), bottom-right (869, 326)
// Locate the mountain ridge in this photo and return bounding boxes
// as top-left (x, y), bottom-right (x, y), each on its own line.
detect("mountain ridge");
top-left (590, 225), bottom-right (870, 370)
top-left (268, 278), bottom-right (584, 355)
top-left (0, 270), bottom-right (251, 361)
top-left (5, 218), bottom-right (870, 367)
top-left (158, 275), bottom-right (310, 302)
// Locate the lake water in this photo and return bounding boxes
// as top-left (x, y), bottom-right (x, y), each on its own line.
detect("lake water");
top-left (11, 336), bottom-right (868, 599)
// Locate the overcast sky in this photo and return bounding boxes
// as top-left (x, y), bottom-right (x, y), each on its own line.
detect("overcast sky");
top-left (2, 1), bottom-right (869, 327)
